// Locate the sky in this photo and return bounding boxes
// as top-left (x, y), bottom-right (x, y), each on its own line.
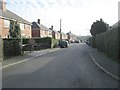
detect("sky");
top-left (6, 0), bottom-right (119, 36)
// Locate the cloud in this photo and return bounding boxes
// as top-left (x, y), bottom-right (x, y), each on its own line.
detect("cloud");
top-left (6, 0), bottom-right (119, 36)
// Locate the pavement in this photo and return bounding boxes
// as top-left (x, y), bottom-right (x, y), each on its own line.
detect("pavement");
top-left (2, 43), bottom-right (120, 80)
top-left (2, 48), bottom-right (60, 69)
top-left (86, 45), bottom-right (120, 80)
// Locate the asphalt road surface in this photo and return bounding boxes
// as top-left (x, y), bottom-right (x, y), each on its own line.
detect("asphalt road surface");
top-left (2, 43), bottom-right (119, 88)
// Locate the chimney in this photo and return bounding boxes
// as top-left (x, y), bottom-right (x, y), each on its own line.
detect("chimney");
top-left (51, 25), bottom-right (53, 30)
top-left (38, 19), bottom-right (40, 24)
top-left (0, 0), bottom-right (6, 11)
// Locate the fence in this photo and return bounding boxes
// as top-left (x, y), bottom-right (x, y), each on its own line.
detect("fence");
top-left (89, 27), bottom-right (118, 62)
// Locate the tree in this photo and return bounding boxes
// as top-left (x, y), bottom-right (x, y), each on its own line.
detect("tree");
top-left (90, 19), bottom-right (108, 36)
top-left (14, 21), bottom-right (21, 38)
top-left (9, 20), bottom-right (21, 38)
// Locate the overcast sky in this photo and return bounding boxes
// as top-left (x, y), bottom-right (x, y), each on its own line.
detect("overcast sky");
top-left (6, 0), bottom-right (119, 36)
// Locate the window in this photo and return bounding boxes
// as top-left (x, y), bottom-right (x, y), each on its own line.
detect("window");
top-left (27, 24), bottom-right (30, 30)
top-left (4, 19), bottom-right (10, 28)
top-left (20, 23), bottom-right (24, 30)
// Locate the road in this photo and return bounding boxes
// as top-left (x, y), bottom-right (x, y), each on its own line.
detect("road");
top-left (2, 43), bottom-right (118, 88)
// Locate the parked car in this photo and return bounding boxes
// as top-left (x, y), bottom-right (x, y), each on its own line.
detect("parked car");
top-left (59, 40), bottom-right (69, 48)
top-left (75, 40), bottom-right (80, 43)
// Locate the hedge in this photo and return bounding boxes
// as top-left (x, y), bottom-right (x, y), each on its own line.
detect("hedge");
top-left (22, 37), bottom-right (59, 49)
top-left (96, 33), bottom-right (105, 52)
top-left (104, 28), bottom-right (118, 61)
top-left (3, 38), bottom-right (21, 59)
top-left (89, 36), bottom-right (96, 48)
top-left (3, 37), bottom-right (59, 59)
top-left (89, 27), bottom-right (118, 62)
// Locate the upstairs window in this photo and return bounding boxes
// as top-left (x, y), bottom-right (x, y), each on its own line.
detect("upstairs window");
top-left (20, 23), bottom-right (24, 30)
top-left (4, 19), bottom-right (10, 28)
top-left (26, 24), bottom-right (31, 30)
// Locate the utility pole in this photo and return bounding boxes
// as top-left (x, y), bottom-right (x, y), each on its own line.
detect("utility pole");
top-left (60, 19), bottom-right (62, 40)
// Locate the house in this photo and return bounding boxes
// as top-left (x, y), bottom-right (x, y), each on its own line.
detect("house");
top-left (49, 25), bottom-right (60, 40)
top-left (58, 31), bottom-right (67, 40)
top-left (52, 30), bottom-right (60, 40)
top-left (0, 0), bottom-right (31, 38)
top-left (32, 19), bottom-right (52, 38)
top-left (67, 31), bottom-right (77, 42)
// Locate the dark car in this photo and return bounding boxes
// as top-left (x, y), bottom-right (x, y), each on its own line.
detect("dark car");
top-left (59, 40), bottom-right (69, 48)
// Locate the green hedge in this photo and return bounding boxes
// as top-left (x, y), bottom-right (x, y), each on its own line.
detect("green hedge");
top-left (90, 27), bottom-right (118, 62)
top-left (3, 37), bottom-right (59, 59)
top-left (96, 33), bottom-right (105, 52)
top-left (22, 37), bottom-right (59, 50)
top-left (104, 28), bottom-right (118, 61)
top-left (89, 36), bottom-right (96, 48)
top-left (3, 38), bottom-right (21, 59)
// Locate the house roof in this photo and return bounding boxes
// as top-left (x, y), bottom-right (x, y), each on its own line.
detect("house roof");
top-left (32, 22), bottom-right (52, 31)
top-left (112, 21), bottom-right (120, 28)
top-left (52, 29), bottom-right (59, 33)
top-left (0, 9), bottom-right (30, 24)
top-left (67, 32), bottom-right (76, 37)
top-left (58, 31), bottom-right (66, 35)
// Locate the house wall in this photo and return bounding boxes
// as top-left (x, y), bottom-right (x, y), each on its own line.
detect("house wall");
top-left (52, 31), bottom-right (55, 39)
top-left (0, 18), bottom-right (3, 37)
top-left (32, 28), bottom-right (40, 37)
top-left (62, 34), bottom-right (67, 40)
top-left (40, 29), bottom-right (46, 38)
top-left (45, 30), bottom-right (52, 38)
top-left (48, 30), bottom-right (52, 37)
top-left (0, 17), bottom-right (31, 38)
top-left (21, 24), bottom-right (31, 38)
top-left (0, 18), bottom-right (9, 38)
top-left (55, 32), bottom-right (60, 40)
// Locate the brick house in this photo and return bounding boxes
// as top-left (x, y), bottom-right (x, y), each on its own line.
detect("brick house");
top-left (67, 31), bottom-right (77, 42)
top-left (32, 19), bottom-right (52, 38)
top-left (52, 30), bottom-right (60, 40)
top-left (49, 26), bottom-right (61, 40)
top-left (0, 0), bottom-right (31, 38)
top-left (58, 31), bottom-right (67, 40)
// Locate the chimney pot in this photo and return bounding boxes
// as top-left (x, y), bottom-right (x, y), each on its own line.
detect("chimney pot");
top-left (38, 19), bottom-right (40, 24)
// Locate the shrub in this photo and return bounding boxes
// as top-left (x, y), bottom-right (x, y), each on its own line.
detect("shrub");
top-left (89, 36), bottom-right (96, 48)
top-left (3, 38), bottom-right (21, 59)
top-left (22, 37), bottom-right (59, 50)
top-left (96, 33), bottom-right (105, 52)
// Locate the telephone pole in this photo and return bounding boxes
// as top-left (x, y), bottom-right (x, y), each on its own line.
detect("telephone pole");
top-left (60, 19), bottom-right (62, 40)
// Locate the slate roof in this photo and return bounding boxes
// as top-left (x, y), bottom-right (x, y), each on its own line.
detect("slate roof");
top-left (58, 31), bottom-right (66, 35)
top-left (0, 9), bottom-right (30, 24)
top-left (32, 22), bottom-right (52, 31)
top-left (67, 32), bottom-right (76, 37)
